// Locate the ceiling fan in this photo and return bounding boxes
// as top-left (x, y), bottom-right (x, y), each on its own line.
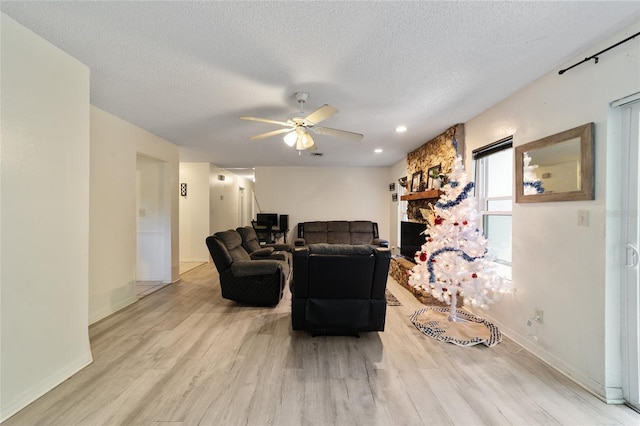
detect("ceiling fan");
top-left (240, 92), bottom-right (364, 152)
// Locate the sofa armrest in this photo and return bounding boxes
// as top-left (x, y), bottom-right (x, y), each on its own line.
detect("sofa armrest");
top-left (231, 260), bottom-right (281, 277)
top-left (250, 247), bottom-right (275, 259)
top-left (373, 238), bottom-right (389, 248)
top-left (265, 243), bottom-right (292, 251)
top-left (294, 238), bottom-right (306, 247)
top-left (266, 252), bottom-right (289, 262)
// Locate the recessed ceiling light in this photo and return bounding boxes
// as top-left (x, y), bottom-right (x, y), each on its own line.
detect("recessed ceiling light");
top-left (374, 148), bottom-right (383, 153)
top-left (395, 126), bottom-right (407, 133)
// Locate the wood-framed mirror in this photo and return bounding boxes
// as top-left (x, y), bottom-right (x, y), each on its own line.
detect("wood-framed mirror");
top-left (515, 123), bottom-right (594, 203)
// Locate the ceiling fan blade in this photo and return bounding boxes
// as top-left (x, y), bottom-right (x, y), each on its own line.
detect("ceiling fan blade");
top-left (303, 104), bottom-right (338, 125)
top-left (241, 116), bottom-right (293, 128)
top-left (312, 126), bottom-right (364, 142)
top-left (250, 128), bottom-right (293, 140)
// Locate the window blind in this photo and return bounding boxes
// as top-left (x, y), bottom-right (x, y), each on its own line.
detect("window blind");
top-left (472, 136), bottom-right (513, 160)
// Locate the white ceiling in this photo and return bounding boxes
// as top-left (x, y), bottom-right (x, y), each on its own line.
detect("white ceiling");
top-left (2, 1), bottom-right (638, 177)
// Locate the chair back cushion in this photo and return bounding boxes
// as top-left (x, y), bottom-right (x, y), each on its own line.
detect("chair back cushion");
top-left (307, 244), bottom-right (375, 299)
top-left (302, 221), bottom-right (328, 244)
top-left (236, 226), bottom-right (262, 253)
top-left (326, 221), bottom-right (351, 244)
top-left (349, 221), bottom-right (375, 244)
top-left (214, 230), bottom-right (251, 262)
top-left (206, 236), bottom-right (232, 273)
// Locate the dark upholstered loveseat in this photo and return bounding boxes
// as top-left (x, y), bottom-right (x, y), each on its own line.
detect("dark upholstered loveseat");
top-left (236, 226), bottom-right (292, 268)
top-left (295, 221), bottom-right (388, 247)
top-left (291, 243), bottom-right (391, 334)
top-left (205, 230), bottom-right (290, 306)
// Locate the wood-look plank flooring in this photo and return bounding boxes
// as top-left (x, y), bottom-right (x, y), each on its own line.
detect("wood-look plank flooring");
top-left (4, 263), bottom-right (639, 425)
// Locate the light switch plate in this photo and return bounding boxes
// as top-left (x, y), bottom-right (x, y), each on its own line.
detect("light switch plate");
top-left (578, 210), bottom-right (589, 226)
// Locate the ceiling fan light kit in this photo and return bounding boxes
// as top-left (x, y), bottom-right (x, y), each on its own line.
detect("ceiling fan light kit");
top-left (299, 132), bottom-right (314, 150)
top-left (240, 92), bottom-right (364, 152)
top-left (283, 131), bottom-right (297, 146)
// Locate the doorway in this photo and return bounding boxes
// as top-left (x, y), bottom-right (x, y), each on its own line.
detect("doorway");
top-left (238, 186), bottom-right (246, 227)
top-left (136, 154), bottom-right (172, 297)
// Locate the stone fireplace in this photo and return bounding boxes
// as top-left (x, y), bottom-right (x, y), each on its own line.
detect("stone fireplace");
top-left (403, 123), bottom-right (465, 222)
top-left (390, 124), bottom-right (465, 306)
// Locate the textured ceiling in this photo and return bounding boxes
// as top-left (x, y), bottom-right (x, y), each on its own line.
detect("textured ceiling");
top-left (2, 1), bottom-right (639, 176)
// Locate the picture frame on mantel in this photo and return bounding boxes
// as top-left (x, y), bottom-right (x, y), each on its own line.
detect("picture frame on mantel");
top-left (427, 164), bottom-right (442, 189)
top-left (410, 171), bottom-right (422, 192)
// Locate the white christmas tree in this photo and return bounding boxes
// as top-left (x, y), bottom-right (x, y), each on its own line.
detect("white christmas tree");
top-left (523, 152), bottom-right (545, 194)
top-left (408, 156), bottom-right (510, 321)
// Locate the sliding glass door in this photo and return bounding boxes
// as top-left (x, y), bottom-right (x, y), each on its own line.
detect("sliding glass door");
top-left (621, 98), bottom-right (640, 410)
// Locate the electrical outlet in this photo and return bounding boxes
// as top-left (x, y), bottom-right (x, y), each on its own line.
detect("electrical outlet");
top-left (534, 308), bottom-right (543, 324)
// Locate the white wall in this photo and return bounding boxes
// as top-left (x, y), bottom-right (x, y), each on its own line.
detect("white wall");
top-left (255, 166), bottom-right (391, 242)
top-left (0, 14), bottom-right (92, 421)
top-left (90, 106), bottom-right (180, 324)
top-left (179, 163), bottom-right (211, 262)
top-left (464, 22), bottom-right (640, 401)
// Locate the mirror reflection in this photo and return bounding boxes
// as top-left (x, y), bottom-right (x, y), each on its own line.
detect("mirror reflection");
top-left (515, 123), bottom-right (594, 203)
top-left (523, 137), bottom-right (581, 194)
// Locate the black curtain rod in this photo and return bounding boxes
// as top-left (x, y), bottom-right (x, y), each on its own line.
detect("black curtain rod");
top-left (559, 31), bottom-right (640, 75)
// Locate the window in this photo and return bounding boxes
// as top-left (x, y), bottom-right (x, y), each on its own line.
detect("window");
top-left (473, 137), bottom-right (513, 280)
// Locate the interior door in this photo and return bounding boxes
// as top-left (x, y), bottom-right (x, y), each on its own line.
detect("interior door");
top-left (238, 186), bottom-right (245, 227)
top-left (621, 98), bottom-right (640, 410)
top-left (136, 155), bottom-right (171, 283)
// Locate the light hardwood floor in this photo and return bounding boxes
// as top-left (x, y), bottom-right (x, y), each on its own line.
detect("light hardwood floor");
top-left (4, 263), bottom-right (639, 425)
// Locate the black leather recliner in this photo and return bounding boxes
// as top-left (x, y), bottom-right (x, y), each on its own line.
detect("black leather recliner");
top-left (291, 243), bottom-right (391, 335)
top-left (205, 230), bottom-right (289, 306)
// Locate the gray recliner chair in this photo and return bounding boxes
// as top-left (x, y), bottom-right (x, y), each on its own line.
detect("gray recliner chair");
top-left (205, 230), bottom-right (290, 306)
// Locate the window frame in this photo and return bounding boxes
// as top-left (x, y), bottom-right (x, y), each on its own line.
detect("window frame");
top-left (473, 137), bottom-right (513, 279)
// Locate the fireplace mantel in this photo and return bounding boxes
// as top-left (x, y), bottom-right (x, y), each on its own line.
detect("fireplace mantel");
top-left (400, 189), bottom-right (442, 201)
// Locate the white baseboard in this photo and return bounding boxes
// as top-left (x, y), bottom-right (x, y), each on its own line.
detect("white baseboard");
top-left (605, 386), bottom-right (625, 404)
top-left (89, 295), bottom-right (137, 325)
top-left (480, 312), bottom-right (613, 403)
top-left (1, 353), bottom-right (92, 423)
